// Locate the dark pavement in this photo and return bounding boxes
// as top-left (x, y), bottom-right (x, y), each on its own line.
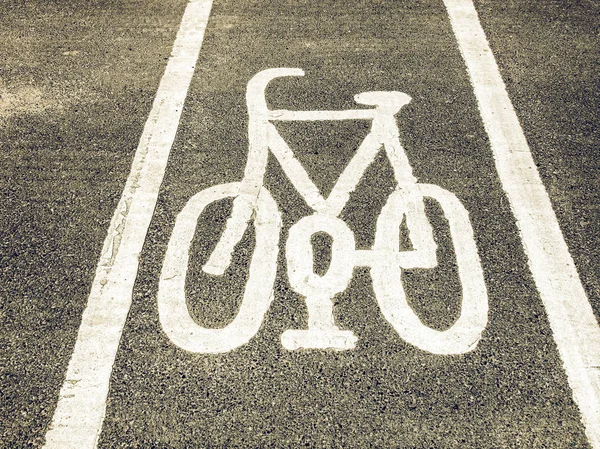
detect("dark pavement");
top-left (1, 0), bottom-right (598, 447)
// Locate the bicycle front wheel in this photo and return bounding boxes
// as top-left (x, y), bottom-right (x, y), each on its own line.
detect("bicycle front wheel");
top-left (371, 184), bottom-right (488, 355)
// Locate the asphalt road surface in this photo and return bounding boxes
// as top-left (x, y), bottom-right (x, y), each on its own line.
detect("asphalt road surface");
top-left (1, 0), bottom-right (599, 448)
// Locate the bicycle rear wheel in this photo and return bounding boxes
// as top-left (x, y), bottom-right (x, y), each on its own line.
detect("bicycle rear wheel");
top-left (158, 182), bottom-right (281, 353)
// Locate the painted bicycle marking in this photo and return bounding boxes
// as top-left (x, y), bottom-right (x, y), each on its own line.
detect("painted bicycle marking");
top-left (158, 68), bottom-right (488, 355)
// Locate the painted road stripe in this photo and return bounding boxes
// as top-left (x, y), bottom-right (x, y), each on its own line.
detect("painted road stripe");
top-left (43, 1), bottom-right (213, 447)
top-left (44, 0), bottom-right (600, 447)
top-left (443, 0), bottom-right (600, 447)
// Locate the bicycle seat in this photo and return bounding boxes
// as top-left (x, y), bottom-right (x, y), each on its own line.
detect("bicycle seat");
top-left (354, 91), bottom-right (411, 113)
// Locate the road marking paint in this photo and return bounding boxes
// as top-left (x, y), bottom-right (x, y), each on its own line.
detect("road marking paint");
top-left (40, 1), bottom-right (594, 444)
top-left (284, 214), bottom-right (358, 351)
top-left (159, 182), bottom-right (281, 353)
top-left (443, 0), bottom-right (600, 446)
top-left (43, 1), bottom-right (213, 447)
top-left (159, 68), bottom-right (488, 354)
top-left (372, 184), bottom-right (488, 354)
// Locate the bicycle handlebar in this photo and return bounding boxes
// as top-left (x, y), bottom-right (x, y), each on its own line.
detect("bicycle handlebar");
top-left (247, 68), bottom-right (412, 119)
top-left (247, 68), bottom-right (305, 116)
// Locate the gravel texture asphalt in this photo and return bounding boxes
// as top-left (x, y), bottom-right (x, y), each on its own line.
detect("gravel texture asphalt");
top-left (0, 0), bottom-right (598, 447)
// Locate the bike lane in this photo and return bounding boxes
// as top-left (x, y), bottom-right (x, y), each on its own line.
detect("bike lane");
top-left (82, 0), bottom-right (595, 447)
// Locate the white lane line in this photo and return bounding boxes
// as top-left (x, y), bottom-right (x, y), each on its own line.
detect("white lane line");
top-left (43, 1), bottom-right (213, 447)
top-left (443, 0), bottom-right (600, 446)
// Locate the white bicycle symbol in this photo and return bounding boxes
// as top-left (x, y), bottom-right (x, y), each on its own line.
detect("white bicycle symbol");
top-left (158, 68), bottom-right (488, 355)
